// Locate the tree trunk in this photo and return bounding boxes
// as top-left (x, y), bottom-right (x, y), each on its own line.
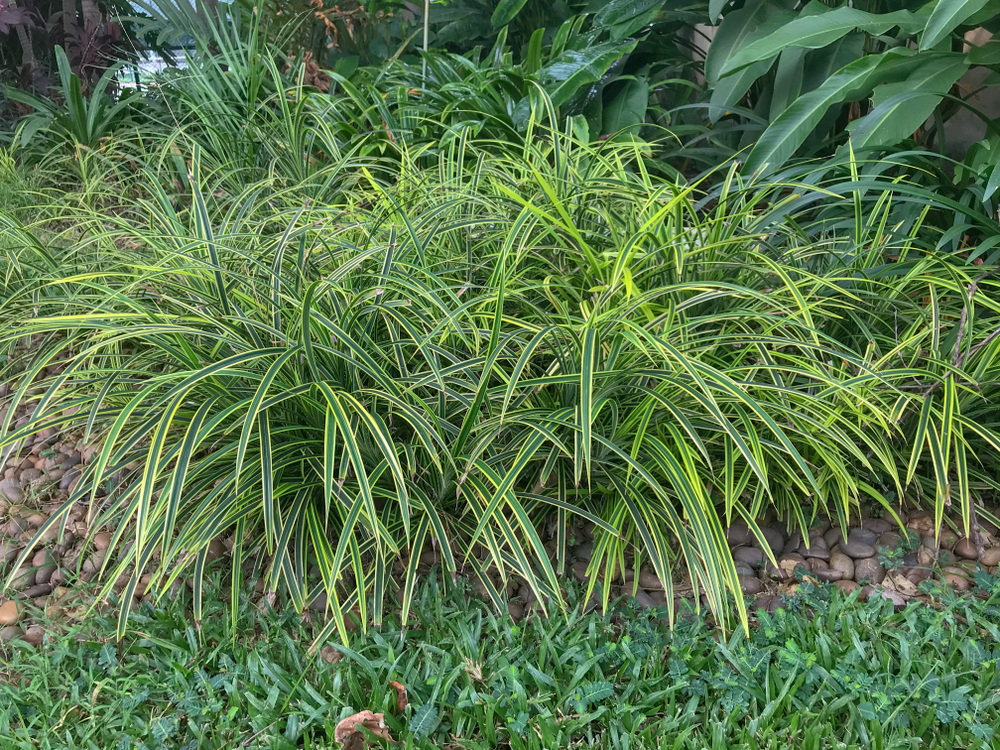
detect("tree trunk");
top-left (8, 0), bottom-right (38, 90)
top-left (62, 0), bottom-right (77, 36)
top-left (196, 0), bottom-right (219, 28)
top-left (80, 0), bottom-right (100, 30)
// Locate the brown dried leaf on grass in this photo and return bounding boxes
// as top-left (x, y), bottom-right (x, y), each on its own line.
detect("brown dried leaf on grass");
top-left (334, 711), bottom-right (394, 750)
top-left (388, 680), bottom-right (407, 713)
top-left (320, 645), bottom-right (343, 664)
top-left (885, 573), bottom-right (920, 597)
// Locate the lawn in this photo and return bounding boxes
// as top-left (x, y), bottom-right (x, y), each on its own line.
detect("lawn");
top-left (2, 575), bottom-right (1000, 749)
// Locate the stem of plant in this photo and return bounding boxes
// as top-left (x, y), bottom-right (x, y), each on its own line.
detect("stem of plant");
top-left (423, 0), bottom-right (430, 82)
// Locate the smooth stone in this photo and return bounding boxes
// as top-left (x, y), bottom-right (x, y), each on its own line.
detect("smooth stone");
top-left (824, 528), bottom-right (846, 548)
top-left (572, 540), bottom-right (593, 560)
top-left (59, 469), bottom-right (81, 491)
top-left (861, 518), bottom-right (892, 534)
top-left (22, 625), bottom-right (45, 646)
top-left (767, 596), bottom-right (785, 613)
top-left (759, 526), bottom-right (785, 553)
top-left (0, 478), bottom-right (24, 503)
top-left (842, 540), bottom-right (876, 558)
top-left (854, 556), bottom-right (886, 584)
top-left (942, 566), bottom-right (971, 591)
top-left (10, 566), bottom-right (34, 590)
top-left (612, 564), bottom-right (634, 584)
top-left (810, 520), bottom-right (831, 535)
top-left (35, 565), bottom-right (56, 585)
top-left (800, 536), bottom-right (830, 560)
top-left (93, 532), bottom-right (112, 551)
top-left (633, 589), bottom-right (658, 609)
top-left (725, 524), bottom-right (752, 547)
top-left (739, 575), bottom-right (763, 594)
top-left (638, 569), bottom-right (663, 590)
top-left (815, 568), bottom-right (844, 582)
top-left (1, 517), bottom-right (27, 537)
top-left (848, 527), bottom-right (878, 546)
top-left (781, 531), bottom-right (802, 556)
top-left (39, 525), bottom-right (59, 543)
top-left (0, 625), bottom-right (24, 642)
top-left (734, 562), bottom-right (754, 578)
top-left (768, 555), bottom-right (807, 580)
top-left (645, 589), bottom-right (666, 606)
top-left (0, 541), bottom-right (20, 564)
top-left (0, 600), bottom-right (23, 625)
top-left (834, 580), bottom-right (860, 594)
top-left (806, 557), bottom-right (829, 573)
top-left (18, 468), bottom-right (42, 483)
top-left (918, 544), bottom-right (937, 565)
top-left (982, 548), bottom-right (1000, 566)
top-left (877, 531), bottom-right (903, 551)
top-left (954, 538), bottom-right (978, 560)
top-left (22, 583), bottom-right (51, 598)
top-left (939, 529), bottom-right (959, 550)
top-left (764, 561), bottom-right (788, 580)
top-left (570, 561), bottom-right (589, 583)
top-left (829, 551), bottom-right (854, 580)
top-left (32, 549), bottom-right (53, 567)
top-left (733, 546), bottom-right (764, 568)
top-left (508, 601), bottom-right (525, 622)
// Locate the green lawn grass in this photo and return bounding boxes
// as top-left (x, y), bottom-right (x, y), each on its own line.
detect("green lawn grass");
top-left (2, 573), bottom-right (999, 749)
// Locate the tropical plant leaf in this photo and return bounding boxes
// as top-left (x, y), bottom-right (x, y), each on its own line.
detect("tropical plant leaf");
top-left (722, 4), bottom-right (927, 76)
top-left (920, 0), bottom-right (990, 50)
top-left (706, 0), bottom-right (794, 122)
top-left (538, 40), bottom-right (638, 108)
top-left (491, 0), bottom-right (531, 28)
top-left (848, 55), bottom-right (968, 152)
top-left (602, 68), bottom-right (649, 136)
top-left (743, 48), bottom-right (916, 175)
top-left (593, 0), bottom-right (666, 41)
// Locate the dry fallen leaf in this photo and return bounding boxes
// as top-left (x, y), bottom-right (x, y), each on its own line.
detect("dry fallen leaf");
top-left (907, 516), bottom-right (936, 536)
top-left (334, 710), bottom-right (394, 750)
top-left (779, 558), bottom-right (800, 577)
top-left (320, 645), bottom-right (343, 664)
top-left (388, 680), bottom-right (407, 713)
top-left (888, 573), bottom-right (920, 597)
top-left (917, 545), bottom-right (936, 567)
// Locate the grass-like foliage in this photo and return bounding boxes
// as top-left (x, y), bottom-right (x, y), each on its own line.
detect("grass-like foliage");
top-left (2, 126), bottom-right (1000, 641)
top-left (2, 576), bottom-right (1000, 748)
